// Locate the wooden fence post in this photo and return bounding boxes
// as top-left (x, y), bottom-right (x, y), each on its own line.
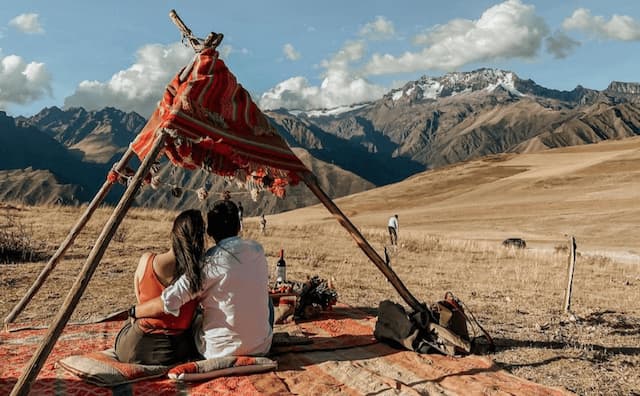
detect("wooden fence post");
top-left (563, 236), bottom-right (577, 313)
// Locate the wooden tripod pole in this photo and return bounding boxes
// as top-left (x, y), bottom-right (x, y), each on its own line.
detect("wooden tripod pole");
top-left (10, 133), bottom-right (166, 396)
top-left (3, 147), bottom-right (135, 327)
top-left (299, 171), bottom-right (425, 313)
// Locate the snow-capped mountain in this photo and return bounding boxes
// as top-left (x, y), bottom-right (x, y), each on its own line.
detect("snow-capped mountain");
top-left (388, 68), bottom-right (525, 102)
top-left (269, 68), bottom-right (640, 173)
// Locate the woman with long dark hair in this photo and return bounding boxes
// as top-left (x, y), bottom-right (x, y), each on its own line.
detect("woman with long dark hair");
top-left (114, 209), bottom-right (205, 365)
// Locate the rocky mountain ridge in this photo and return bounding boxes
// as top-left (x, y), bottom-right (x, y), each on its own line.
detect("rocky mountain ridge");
top-left (0, 109), bottom-right (372, 214)
top-left (1, 68), bottom-right (640, 213)
top-left (272, 68), bottom-right (640, 172)
top-left (17, 107), bottom-right (147, 163)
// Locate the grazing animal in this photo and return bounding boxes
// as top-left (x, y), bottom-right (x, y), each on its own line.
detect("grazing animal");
top-left (502, 238), bottom-right (526, 249)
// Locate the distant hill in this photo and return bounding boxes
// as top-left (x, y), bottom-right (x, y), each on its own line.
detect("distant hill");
top-left (0, 111), bottom-right (110, 203)
top-left (270, 69), bottom-right (640, 171)
top-left (133, 147), bottom-right (375, 215)
top-left (267, 110), bottom-right (424, 185)
top-left (1, 69), bottom-right (640, 213)
top-left (17, 106), bottom-right (147, 163)
top-left (0, 168), bottom-right (81, 205)
top-left (273, 136), bottom-right (640, 255)
top-left (4, 107), bottom-right (374, 214)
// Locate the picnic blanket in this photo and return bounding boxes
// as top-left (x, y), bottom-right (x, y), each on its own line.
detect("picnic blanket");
top-left (0, 306), bottom-right (572, 395)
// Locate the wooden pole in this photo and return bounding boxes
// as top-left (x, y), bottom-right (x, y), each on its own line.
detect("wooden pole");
top-left (169, 9), bottom-right (202, 50)
top-left (299, 171), bottom-right (425, 313)
top-left (3, 147), bottom-right (135, 327)
top-left (10, 133), bottom-right (166, 396)
top-left (563, 236), bottom-right (577, 313)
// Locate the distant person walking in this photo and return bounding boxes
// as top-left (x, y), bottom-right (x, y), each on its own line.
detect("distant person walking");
top-left (388, 214), bottom-right (399, 246)
top-left (238, 202), bottom-right (244, 230)
top-left (260, 214), bottom-right (267, 235)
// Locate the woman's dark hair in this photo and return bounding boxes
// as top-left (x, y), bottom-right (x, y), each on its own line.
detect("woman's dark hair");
top-left (207, 200), bottom-right (240, 242)
top-left (171, 209), bottom-right (205, 293)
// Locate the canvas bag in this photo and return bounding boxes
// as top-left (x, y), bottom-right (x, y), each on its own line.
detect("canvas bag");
top-left (373, 300), bottom-right (422, 351)
top-left (374, 294), bottom-right (493, 356)
top-left (431, 292), bottom-right (495, 355)
top-left (374, 300), bottom-right (468, 356)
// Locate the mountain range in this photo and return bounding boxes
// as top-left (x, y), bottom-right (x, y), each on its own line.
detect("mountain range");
top-left (2, 68), bottom-right (639, 214)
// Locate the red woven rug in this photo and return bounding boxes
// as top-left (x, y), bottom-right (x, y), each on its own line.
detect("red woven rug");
top-left (0, 306), bottom-right (572, 395)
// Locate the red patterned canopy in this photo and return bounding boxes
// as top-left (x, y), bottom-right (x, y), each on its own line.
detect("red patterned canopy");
top-left (132, 47), bottom-right (309, 197)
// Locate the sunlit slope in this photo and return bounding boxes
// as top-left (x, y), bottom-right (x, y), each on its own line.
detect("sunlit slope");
top-left (272, 137), bottom-right (640, 254)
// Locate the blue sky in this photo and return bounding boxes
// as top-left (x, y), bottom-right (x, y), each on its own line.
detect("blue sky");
top-left (1, 0), bottom-right (639, 117)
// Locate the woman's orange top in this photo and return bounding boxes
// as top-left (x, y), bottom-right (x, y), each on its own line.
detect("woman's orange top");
top-left (137, 254), bottom-right (198, 335)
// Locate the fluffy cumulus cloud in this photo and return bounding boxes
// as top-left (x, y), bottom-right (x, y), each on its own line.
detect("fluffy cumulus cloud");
top-left (9, 13), bottom-right (44, 34)
top-left (260, 39), bottom-right (386, 110)
top-left (283, 43), bottom-right (301, 61)
top-left (563, 8), bottom-right (640, 41)
top-left (359, 16), bottom-right (395, 40)
top-left (546, 30), bottom-right (580, 59)
top-left (259, 1), bottom-right (593, 111)
top-left (217, 44), bottom-right (248, 59)
top-left (64, 42), bottom-right (194, 117)
top-left (259, 72), bottom-right (386, 110)
top-left (364, 0), bottom-right (549, 74)
top-left (218, 44), bottom-right (233, 59)
top-left (0, 54), bottom-right (52, 109)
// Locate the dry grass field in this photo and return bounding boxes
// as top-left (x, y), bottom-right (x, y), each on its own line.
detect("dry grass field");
top-left (1, 137), bottom-right (639, 395)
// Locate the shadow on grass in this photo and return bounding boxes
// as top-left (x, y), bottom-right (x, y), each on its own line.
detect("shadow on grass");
top-left (493, 336), bottom-right (640, 368)
top-left (494, 336), bottom-right (640, 355)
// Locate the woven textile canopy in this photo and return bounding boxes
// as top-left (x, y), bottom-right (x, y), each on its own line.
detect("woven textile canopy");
top-left (132, 47), bottom-right (309, 198)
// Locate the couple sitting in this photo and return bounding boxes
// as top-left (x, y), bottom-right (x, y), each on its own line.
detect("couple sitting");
top-left (114, 200), bottom-right (273, 365)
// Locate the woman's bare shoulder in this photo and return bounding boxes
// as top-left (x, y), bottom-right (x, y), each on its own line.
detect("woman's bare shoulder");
top-left (135, 252), bottom-right (153, 276)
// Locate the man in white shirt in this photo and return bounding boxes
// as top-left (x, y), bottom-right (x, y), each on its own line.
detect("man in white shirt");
top-left (388, 214), bottom-right (399, 246)
top-left (133, 200), bottom-right (273, 359)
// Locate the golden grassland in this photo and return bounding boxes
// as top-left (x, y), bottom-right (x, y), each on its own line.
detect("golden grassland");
top-left (2, 137), bottom-right (640, 395)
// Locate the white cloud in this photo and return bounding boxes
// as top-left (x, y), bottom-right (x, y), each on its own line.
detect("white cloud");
top-left (364, 0), bottom-right (549, 74)
top-left (260, 40), bottom-right (385, 110)
top-left (219, 44), bottom-right (233, 59)
top-left (259, 74), bottom-right (385, 111)
top-left (217, 44), bottom-right (249, 59)
top-left (563, 8), bottom-right (640, 41)
top-left (258, 0), bottom-right (568, 110)
top-left (0, 54), bottom-right (52, 109)
top-left (321, 40), bottom-right (365, 70)
top-left (259, 16), bottom-right (399, 110)
top-left (546, 30), bottom-right (580, 59)
top-left (63, 42), bottom-right (194, 117)
top-left (9, 13), bottom-right (44, 34)
top-left (283, 43), bottom-right (301, 61)
top-left (359, 16), bottom-right (395, 40)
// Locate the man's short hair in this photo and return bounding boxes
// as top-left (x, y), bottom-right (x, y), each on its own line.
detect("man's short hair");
top-left (207, 200), bottom-right (240, 242)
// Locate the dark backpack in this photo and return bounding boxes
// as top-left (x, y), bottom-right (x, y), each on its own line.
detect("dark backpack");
top-left (374, 292), bottom-right (494, 356)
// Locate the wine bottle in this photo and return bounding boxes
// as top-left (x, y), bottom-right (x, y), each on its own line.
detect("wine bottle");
top-left (276, 249), bottom-right (286, 283)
